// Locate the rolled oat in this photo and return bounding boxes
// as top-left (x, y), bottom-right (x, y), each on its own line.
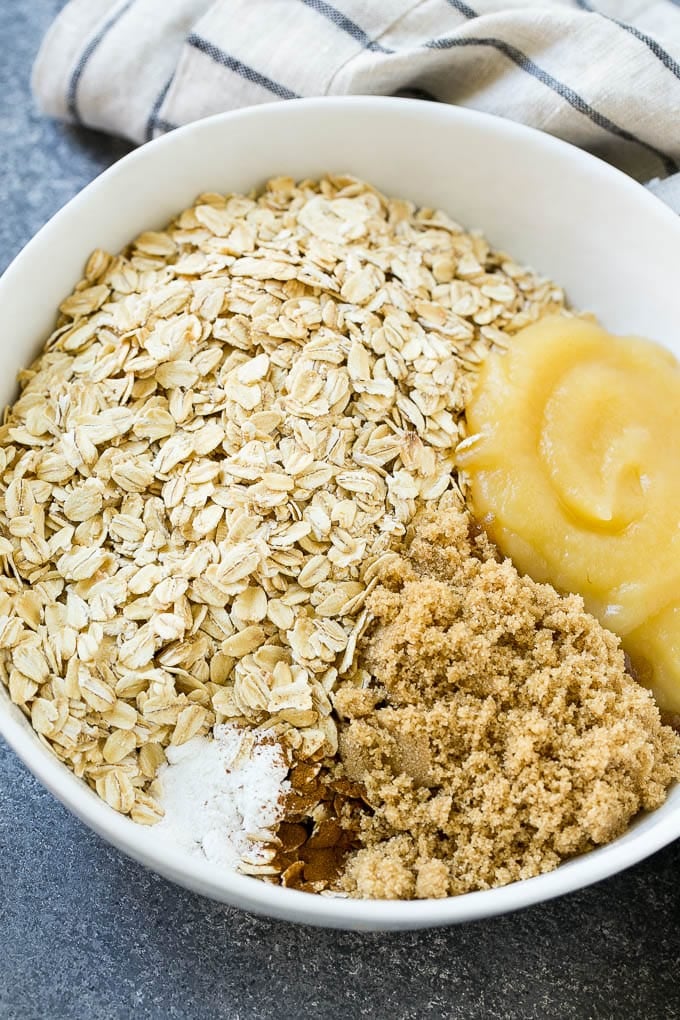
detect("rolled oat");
top-left (0, 175), bottom-right (565, 835)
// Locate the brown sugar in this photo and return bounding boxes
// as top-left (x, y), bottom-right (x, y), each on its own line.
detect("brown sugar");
top-left (334, 506), bottom-right (680, 900)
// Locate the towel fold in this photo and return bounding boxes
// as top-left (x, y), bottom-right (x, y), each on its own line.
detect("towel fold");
top-left (33, 0), bottom-right (680, 208)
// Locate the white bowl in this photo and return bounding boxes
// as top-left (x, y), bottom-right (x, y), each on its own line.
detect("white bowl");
top-left (2, 97), bottom-right (680, 931)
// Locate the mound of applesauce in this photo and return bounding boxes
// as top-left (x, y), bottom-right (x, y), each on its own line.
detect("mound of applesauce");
top-left (458, 315), bottom-right (680, 716)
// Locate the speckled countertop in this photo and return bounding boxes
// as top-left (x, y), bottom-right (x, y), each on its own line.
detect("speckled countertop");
top-left (1, 5), bottom-right (680, 1019)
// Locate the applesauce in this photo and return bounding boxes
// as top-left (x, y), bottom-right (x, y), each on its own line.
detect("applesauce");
top-left (458, 315), bottom-right (680, 713)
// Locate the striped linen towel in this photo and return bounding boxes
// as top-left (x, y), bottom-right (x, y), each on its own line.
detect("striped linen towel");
top-left (33, 0), bottom-right (680, 209)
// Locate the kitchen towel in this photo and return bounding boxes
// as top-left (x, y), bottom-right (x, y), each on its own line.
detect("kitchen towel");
top-left (32, 0), bottom-right (680, 205)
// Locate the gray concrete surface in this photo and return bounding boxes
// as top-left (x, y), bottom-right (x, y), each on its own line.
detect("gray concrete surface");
top-left (2, 3), bottom-right (680, 1018)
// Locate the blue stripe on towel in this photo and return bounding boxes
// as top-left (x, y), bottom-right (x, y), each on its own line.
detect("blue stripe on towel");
top-left (187, 34), bottom-right (300, 100)
top-left (426, 33), bottom-right (679, 174)
top-left (67, 0), bottom-right (136, 123)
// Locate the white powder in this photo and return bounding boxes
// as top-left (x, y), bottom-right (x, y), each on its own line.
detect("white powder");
top-left (153, 723), bottom-right (290, 869)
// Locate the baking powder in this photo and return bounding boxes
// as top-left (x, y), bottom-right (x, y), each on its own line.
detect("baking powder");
top-left (153, 723), bottom-right (289, 869)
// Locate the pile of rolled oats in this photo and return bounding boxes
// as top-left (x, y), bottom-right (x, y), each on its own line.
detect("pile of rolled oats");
top-left (0, 175), bottom-right (565, 855)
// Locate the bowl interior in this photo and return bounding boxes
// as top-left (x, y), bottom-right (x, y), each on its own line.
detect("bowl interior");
top-left (2, 96), bottom-right (680, 930)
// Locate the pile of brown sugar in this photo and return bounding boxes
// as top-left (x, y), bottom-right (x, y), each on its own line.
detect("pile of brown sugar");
top-left (333, 506), bottom-right (680, 900)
